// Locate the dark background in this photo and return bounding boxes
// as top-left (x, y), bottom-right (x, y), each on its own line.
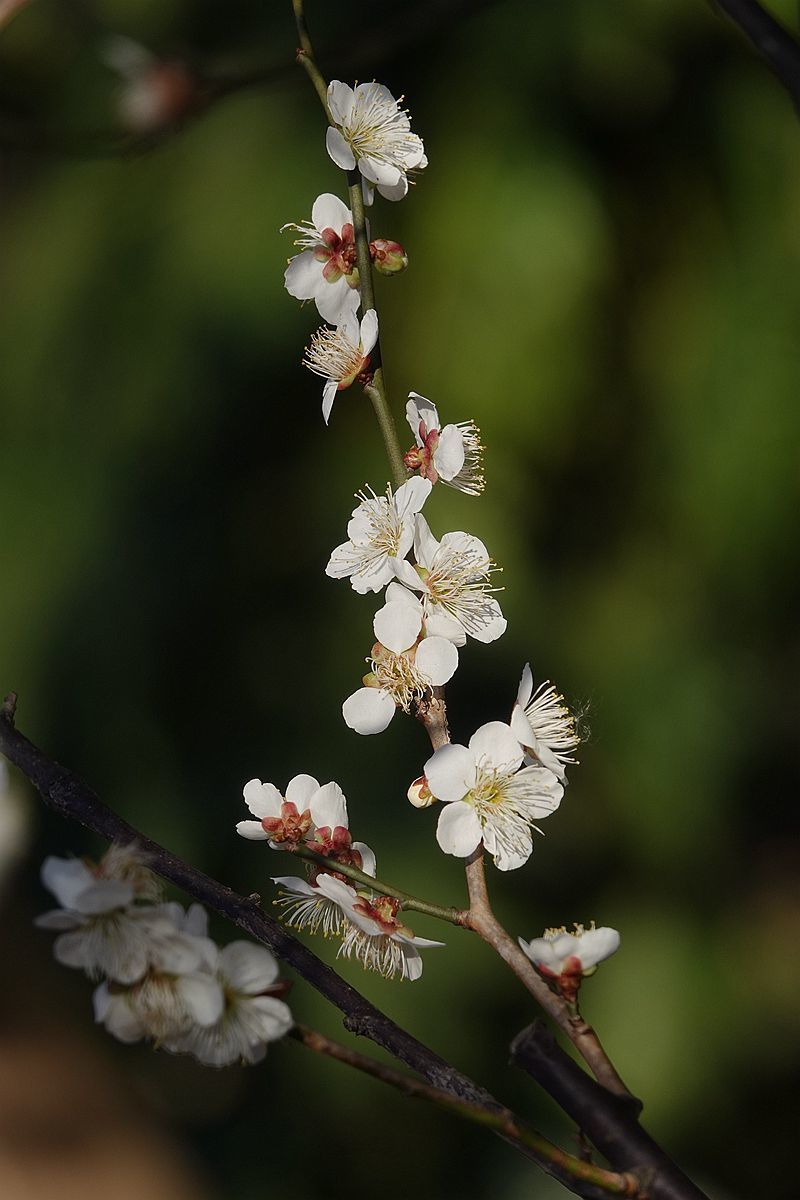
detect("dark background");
top-left (1, 2), bottom-right (798, 1197)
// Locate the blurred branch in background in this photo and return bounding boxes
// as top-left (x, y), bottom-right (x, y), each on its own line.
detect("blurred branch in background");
top-left (713, 0), bottom-right (800, 107)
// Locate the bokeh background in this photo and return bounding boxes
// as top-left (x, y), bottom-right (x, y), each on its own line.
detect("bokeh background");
top-left (1, 1), bottom-right (799, 1197)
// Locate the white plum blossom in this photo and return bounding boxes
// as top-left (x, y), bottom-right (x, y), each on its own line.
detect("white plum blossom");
top-left (316, 874), bottom-right (443, 981)
top-left (92, 907), bottom-right (223, 1042)
top-left (391, 514), bottom-right (506, 645)
top-left (326, 475), bottom-right (432, 594)
top-left (424, 721), bottom-right (564, 871)
top-left (167, 942), bottom-right (293, 1066)
top-left (325, 80), bottom-right (426, 204)
top-left (282, 193), bottom-right (360, 325)
top-left (343, 594), bottom-right (458, 735)
top-left (34, 847), bottom-right (188, 984)
top-left (102, 35), bottom-right (195, 133)
top-left (403, 392), bottom-right (485, 495)
top-left (519, 923), bottom-right (620, 1002)
top-left (303, 309), bottom-right (379, 423)
top-left (236, 774), bottom-right (350, 849)
top-left (510, 663), bottom-right (581, 783)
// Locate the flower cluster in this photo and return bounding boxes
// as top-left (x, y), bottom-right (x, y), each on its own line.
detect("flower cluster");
top-left (36, 845), bottom-right (292, 1065)
top-left (237, 774), bottom-right (443, 980)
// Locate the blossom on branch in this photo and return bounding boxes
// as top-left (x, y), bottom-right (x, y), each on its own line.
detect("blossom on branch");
top-left (102, 36), bottom-right (197, 133)
top-left (326, 476), bottom-right (432, 594)
top-left (423, 721), bottom-right (563, 871)
top-left (403, 393), bottom-right (485, 495)
top-left (325, 80), bottom-right (427, 203)
top-left (167, 942), bottom-right (293, 1066)
top-left (510, 663), bottom-right (581, 783)
top-left (282, 193), bottom-right (361, 324)
top-left (236, 774), bottom-right (352, 851)
top-left (518, 923), bottom-right (620, 1003)
top-left (302, 309), bottom-right (379, 423)
top-left (343, 593), bottom-right (458, 734)
top-left (390, 515), bottom-right (506, 645)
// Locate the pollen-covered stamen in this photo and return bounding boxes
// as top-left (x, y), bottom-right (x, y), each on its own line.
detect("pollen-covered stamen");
top-left (525, 683), bottom-right (580, 764)
top-left (302, 326), bottom-right (369, 388)
top-left (364, 640), bottom-right (430, 712)
top-left (450, 421), bottom-right (485, 496)
top-left (465, 763), bottom-right (544, 864)
top-left (261, 801), bottom-right (313, 847)
top-left (273, 889), bottom-right (347, 937)
top-left (423, 542), bottom-right (503, 638)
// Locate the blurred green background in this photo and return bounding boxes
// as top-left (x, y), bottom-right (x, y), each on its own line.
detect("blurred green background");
top-left (1, 1), bottom-right (798, 1197)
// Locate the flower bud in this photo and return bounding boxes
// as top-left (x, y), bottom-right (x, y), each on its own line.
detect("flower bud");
top-left (407, 775), bottom-right (437, 809)
top-left (370, 239), bottom-right (408, 276)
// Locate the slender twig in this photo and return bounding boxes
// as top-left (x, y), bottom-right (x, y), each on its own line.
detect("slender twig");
top-left (289, 844), bottom-right (468, 925)
top-left (713, 0), bottom-right (800, 110)
top-left (511, 1023), bottom-right (711, 1200)
top-left (292, 1023), bottom-right (645, 1198)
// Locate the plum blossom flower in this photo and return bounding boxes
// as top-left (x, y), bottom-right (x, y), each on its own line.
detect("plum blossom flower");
top-left (102, 36), bottom-right (196, 133)
top-left (326, 476), bottom-right (432, 594)
top-left (423, 721), bottom-right (563, 871)
top-left (236, 774), bottom-right (348, 849)
top-left (391, 514), bottom-right (506, 645)
top-left (303, 309), bottom-right (379, 423)
top-left (282, 193), bottom-right (361, 325)
top-left (325, 81), bottom-right (426, 204)
top-left (34, 847), bottom-right (188, 984)
top-left (93, 933), bottom-right (223, 1044)
top-left (510, 663), bottom-right (581, 783)
top-left (342, 595), bottom-right (458, 735)
top-left (519, 923), bottom-right (620, 1003)
top-left (167, 942), bottom-right (293, 1066)
top-left (403, 393), bottom-right (485, 496)
top-left (315, 874), bottom-right (443, 981)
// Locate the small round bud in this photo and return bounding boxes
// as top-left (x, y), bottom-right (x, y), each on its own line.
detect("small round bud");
top-left (370, 239), bottom-right (408, 276)
top-left (407, 775), bottom-right (437, 809)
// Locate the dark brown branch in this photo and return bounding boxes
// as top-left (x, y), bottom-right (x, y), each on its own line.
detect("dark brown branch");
top-left (713, 0), bottom-right (800, 110)
top-left (511, 1023), bottom-right (710, 1200)
top-left (0, 694), bottom-right (616, 1199)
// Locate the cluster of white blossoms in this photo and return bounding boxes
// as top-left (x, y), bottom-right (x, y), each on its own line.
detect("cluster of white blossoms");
top-left (236, 774), bottom-right (443, 980)
top-left (36, 845), bottom-right (293, 1065)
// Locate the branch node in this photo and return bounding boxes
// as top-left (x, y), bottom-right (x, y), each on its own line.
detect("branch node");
top-left (2, 692), bottom-right (18, 723)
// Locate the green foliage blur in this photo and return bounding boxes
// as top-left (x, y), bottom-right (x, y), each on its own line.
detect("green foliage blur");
top-left (2, 1), bottom-right (799, 1197)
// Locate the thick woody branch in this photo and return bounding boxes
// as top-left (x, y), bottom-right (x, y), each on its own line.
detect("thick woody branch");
top-left (0, 692), bottom-right (623, 1199)
top-left (511, 1023), bottom-right (710, 1200)
top-left (713, 0), bottom-right (800, 110)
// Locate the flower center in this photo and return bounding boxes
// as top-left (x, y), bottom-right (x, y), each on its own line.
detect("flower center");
top-left (261, 801), bottom-right (313, 848)
top-left (303, 326), bottom-right (368, 387)
top-left (343, 84), bottom-right (416, 166)
top-left (366, 642), bottom-right (428, 711)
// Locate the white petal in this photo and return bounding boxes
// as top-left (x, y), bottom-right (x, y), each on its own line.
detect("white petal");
top-left (389, 556), bottom-right (425, 592)
top-left (176, 974), bottom-right (225, 1026)
top-left (310, 781), bottom-right (348, 830)
top-left (52, 930), bottom-right (90, 971)
top-left (424, 608), bottom-right (467, 646)
top-left (374, 599), bottom-right (422, 654)
top-left (97, 989), bottom-right (146, 1043)
top-left (519, 936), bottom-right (562, 970)
top-left (424, 743), bottom-right (476, 802)
top-left (510, 765), bottom-right (564, 818)
top-left (517, 662), bottom-right (534, 708)
top-left (393, 475), bottom-right (432, 520)
top-left (342, 687), bottom-right (396, 735)
top-left (416, 636), bottom-right (458, 686)
top-left (314, 873), bottom-right (359, 911)
top-left (325, 125), bottom-right (356, 170)
top-left (243, 779), bottom-right (282, 820)
top-left (376, 175), bottom-right (409, 202)
top-left (271, 875), bottom-right (317, 895)
top-left (359, 308), bottom-right (379, 354)
top-left (487, 830), bottom-right (532, 872)
top-left (73, 881), bottom-right (134, 914)
top-left (468, 721), bottom-right (523, 773)
top-left (283, 250), bottom-right (321, 301)
top-left (466, 597), bottom-right (507, 645)
top-left (326, 80), bottom-right (354, 125)
top-left (35, 909), bottom-right (81, 930)
top-left (236, 820), bottom-right (269, 841)
top-left (41, 856), bottom-right (94, 909)
top-left (358, 155), bottom-right (402, 187)
top-left (326, 540), bottom-right (359, 579)
top-left (352, 841), bottom-right (377, 877)
top-left (577, 927), bottom-right (621, 969)
top-left (385, 580), bottom-right (422, 609)
top-left (412, 513), bottom-right (440, 568)
top-left (322, 379), bottom-right (338, 425)
top-left (401, 945), bottom-right (423, 980)
top-left (285, 774), bottom-right (320, 809)
top-left (405, 391), bottom-right (438, 442)
top-left (311, 191), bottom-right (352, 233)
top-left (436, 802), bottom-right (482, 858)
top-left (219, 941), bottom-right (280, 993)
top-left (246, 994), bottom-right (294, 1040)
top-left (433, 425), bottom-right (466, 481)
top-left (315, 276), bottom-right (360, 326)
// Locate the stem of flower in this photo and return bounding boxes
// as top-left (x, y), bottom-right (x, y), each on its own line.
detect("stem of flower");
top-left (292, 1), bottom-right (331, 118)
top-left (290, 1023), bottom-right (644, 1197)
top-left (289, 844), bottom-right (468, 926)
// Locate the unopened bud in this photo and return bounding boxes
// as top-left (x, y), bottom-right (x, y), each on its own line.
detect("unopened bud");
top-left (407, 775), bottom-right (436, 809)
top-left (370, 239), bottom-right (408, 276)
